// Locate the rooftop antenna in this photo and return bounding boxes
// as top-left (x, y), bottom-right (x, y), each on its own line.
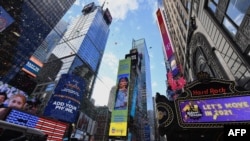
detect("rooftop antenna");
top-left (101, 0), bottom-right (107, 9)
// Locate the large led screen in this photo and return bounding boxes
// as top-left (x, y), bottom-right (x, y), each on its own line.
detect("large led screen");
top-left (0, 6), bottom-right (14, 32)
top-left (5, 109), bottom-right (68, 140)
top-left (22, 56), bottom-right (43, 78)
top-left (156, 8), bottom-right (173, 60)
top-left (109, 58), bottom-right (131, 137)
top-left (43, 74), bottom-right (85, 123)
top-left (179, 96), bottom-right (250, 123)
top-left (0, 81), bottom-right (28, 111)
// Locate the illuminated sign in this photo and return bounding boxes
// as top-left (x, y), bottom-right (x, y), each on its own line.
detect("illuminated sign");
top-left (185, 78), bottom-right (235, 97)
top-left (169, 55), bottom-right (179, 76)
top-left (43, 74), bottom-right (85, 123)
top-left (0, 6), bottom-right (14, 32)
top-left (156, 8), bottom-right (173, 60)
top-left (5, 109), bottom-right (68, 140)
top-left (179, 96), bottom-right (250, 123)
top-left (109, 58), bottom-right (131, 137)
top-left (109, 122), bottom-right (127, 136)
top-left (22, 56), bottom-right (43, 78)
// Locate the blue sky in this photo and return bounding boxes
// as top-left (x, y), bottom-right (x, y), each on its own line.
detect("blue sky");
top-left (63, 0), bottom-right (166, 106)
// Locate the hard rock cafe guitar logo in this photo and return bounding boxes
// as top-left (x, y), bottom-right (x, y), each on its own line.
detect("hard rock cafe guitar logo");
top-left (182, 101), bottom-right (202, 120)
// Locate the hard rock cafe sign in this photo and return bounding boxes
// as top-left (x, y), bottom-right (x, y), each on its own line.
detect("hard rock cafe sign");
top-left (175, 71), bottom-right (250, 128)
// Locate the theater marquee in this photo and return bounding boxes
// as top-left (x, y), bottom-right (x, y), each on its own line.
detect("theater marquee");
top-left (175, 72), bottom-right (250, 128)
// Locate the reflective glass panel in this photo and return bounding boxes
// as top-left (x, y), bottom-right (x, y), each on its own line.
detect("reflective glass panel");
top-left (226, 0), bottom-right (250, 26)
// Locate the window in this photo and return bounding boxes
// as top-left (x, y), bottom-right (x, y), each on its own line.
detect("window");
top-left (208, 0), bottom-right (217, 13)
top-left (223, 17), bottom-right (237, 36)
top-left (223, 0), bottom-right (250, 36)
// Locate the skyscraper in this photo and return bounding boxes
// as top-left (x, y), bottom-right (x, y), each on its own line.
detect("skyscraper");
top-left (131, 39), bottom-right (155, 141)
top-left (109, 39), bottom-right (154, 141)
top-left (0, 0), bottom-right (75, 83)
top-left (46, 2), bottom-right (112, 98)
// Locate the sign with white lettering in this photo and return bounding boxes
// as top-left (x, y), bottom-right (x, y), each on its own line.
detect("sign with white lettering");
top-left (43, 74), bottom-right (85, 123)
top-left (179, 96), bottom-right (250, 123)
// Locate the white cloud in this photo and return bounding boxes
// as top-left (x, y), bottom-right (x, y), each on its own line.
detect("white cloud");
top-left (152, 81), bottom-right (157, 88)
top-left (102, 52), bottom-right (119, 74)
top-left (98, 0), bottom-right (139, 21)
top-left (92, 76), bottom-right (116, 106)
top-left (74, 0), bottom-right (81, 6)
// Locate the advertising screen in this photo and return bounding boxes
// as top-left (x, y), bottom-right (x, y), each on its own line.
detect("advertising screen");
top-left (0, 6), bottom-right (14, 32)
top-left (156, 8), bottom-right (173, 60)
top-left (0, 81), bottom-right (28, 111)
top-left (109, 58), bottom-right (131, 137)
top-left (43, 74), bottom-right (85, 123)
top-left (5, 109), bottom-right (68, 140)
top-left (22, 56), bottom-right (43, 78)
top-left (179, 96), bottom-right (250, 123)
top-left (169, 55), bottom-right (179, 76)
top-left (130, 78), bottom-right (138, 118)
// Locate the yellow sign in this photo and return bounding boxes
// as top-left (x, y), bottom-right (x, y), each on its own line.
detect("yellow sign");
top-left (109, 122), bottom-right (127, 136)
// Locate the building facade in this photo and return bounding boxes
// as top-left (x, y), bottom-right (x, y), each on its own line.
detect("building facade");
top-left (31, 2), bottom-right (112, 110)
top-left (155, 0), bottom-right (250, 140)
top-left (94, 106), bottom-right (111, 141)
top-left (0, 0), bottom-right (75, 83)
top-left (131, 39), bottom-right (155, 141)
top-left (161, 0), bottom-right (250, 90)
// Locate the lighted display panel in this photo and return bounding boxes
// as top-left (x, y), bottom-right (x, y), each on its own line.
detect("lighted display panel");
top-left (156, 8), bottom-right (173, 60)
top-left (43, 74), bottom-right (85, 123)
top-left (5, 109), bottom-right (68, 141)
top-left (109, 58), bottom-right (131, 137)
top-left (179, 96), bottom-right (250, 123)
top-left (22, 56), bottom-right (43, 78)
top-left (0, 6), bottom-right (14, 32)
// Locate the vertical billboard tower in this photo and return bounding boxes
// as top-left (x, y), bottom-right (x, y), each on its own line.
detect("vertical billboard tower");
top-left (109, 58), bottom-right (131, 138)
top-left (0, 0), bottom-right (75, 83)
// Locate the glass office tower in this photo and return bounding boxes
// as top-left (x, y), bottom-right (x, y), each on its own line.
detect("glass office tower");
top-left (0, 0), bottom-right (75, 83)
top-left (49, 2), bottom-right (112, 98)
top-left (132, 38), bottom-right (155, 141)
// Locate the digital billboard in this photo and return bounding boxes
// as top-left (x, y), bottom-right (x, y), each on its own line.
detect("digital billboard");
top-left (130, 78), bottom-right (138, 118)
top-left (0, 6), bottom-right (14, 32)
top-left (0, 81), bottom-right (28, 111)
top-left (5, 109), bottom-right (68, 140)
top-left (156, 8), bottom-right (173, 60)
top-left (43, 74), bottom-right (85, 123)
top-left (169, 55), bottom-right (179, 76)
top-left (22, 56), bottom-right (43, 78)
top-left (179, 96), bottom-right (250, 123)
top-left (109, 58), bottom-right (131, 137)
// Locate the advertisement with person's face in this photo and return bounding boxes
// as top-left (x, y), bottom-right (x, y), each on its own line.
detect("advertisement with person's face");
top-left (0, 81), bottom-right (28, 119)
top-left (0, 81), bottom-right (28, 109)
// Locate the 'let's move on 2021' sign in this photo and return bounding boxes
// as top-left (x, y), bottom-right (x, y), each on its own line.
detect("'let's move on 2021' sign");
top-left (179, 96), bottom-right (250, 123)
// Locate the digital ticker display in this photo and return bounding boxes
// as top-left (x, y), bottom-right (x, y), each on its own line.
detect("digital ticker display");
top-left (179, 96), bottom-right (250, 123)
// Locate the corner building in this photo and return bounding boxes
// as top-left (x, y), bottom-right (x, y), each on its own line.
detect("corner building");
top-left (0, 0), bottom-right (75, 83)
top-left (161, 0), bottom-right (250, 90)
